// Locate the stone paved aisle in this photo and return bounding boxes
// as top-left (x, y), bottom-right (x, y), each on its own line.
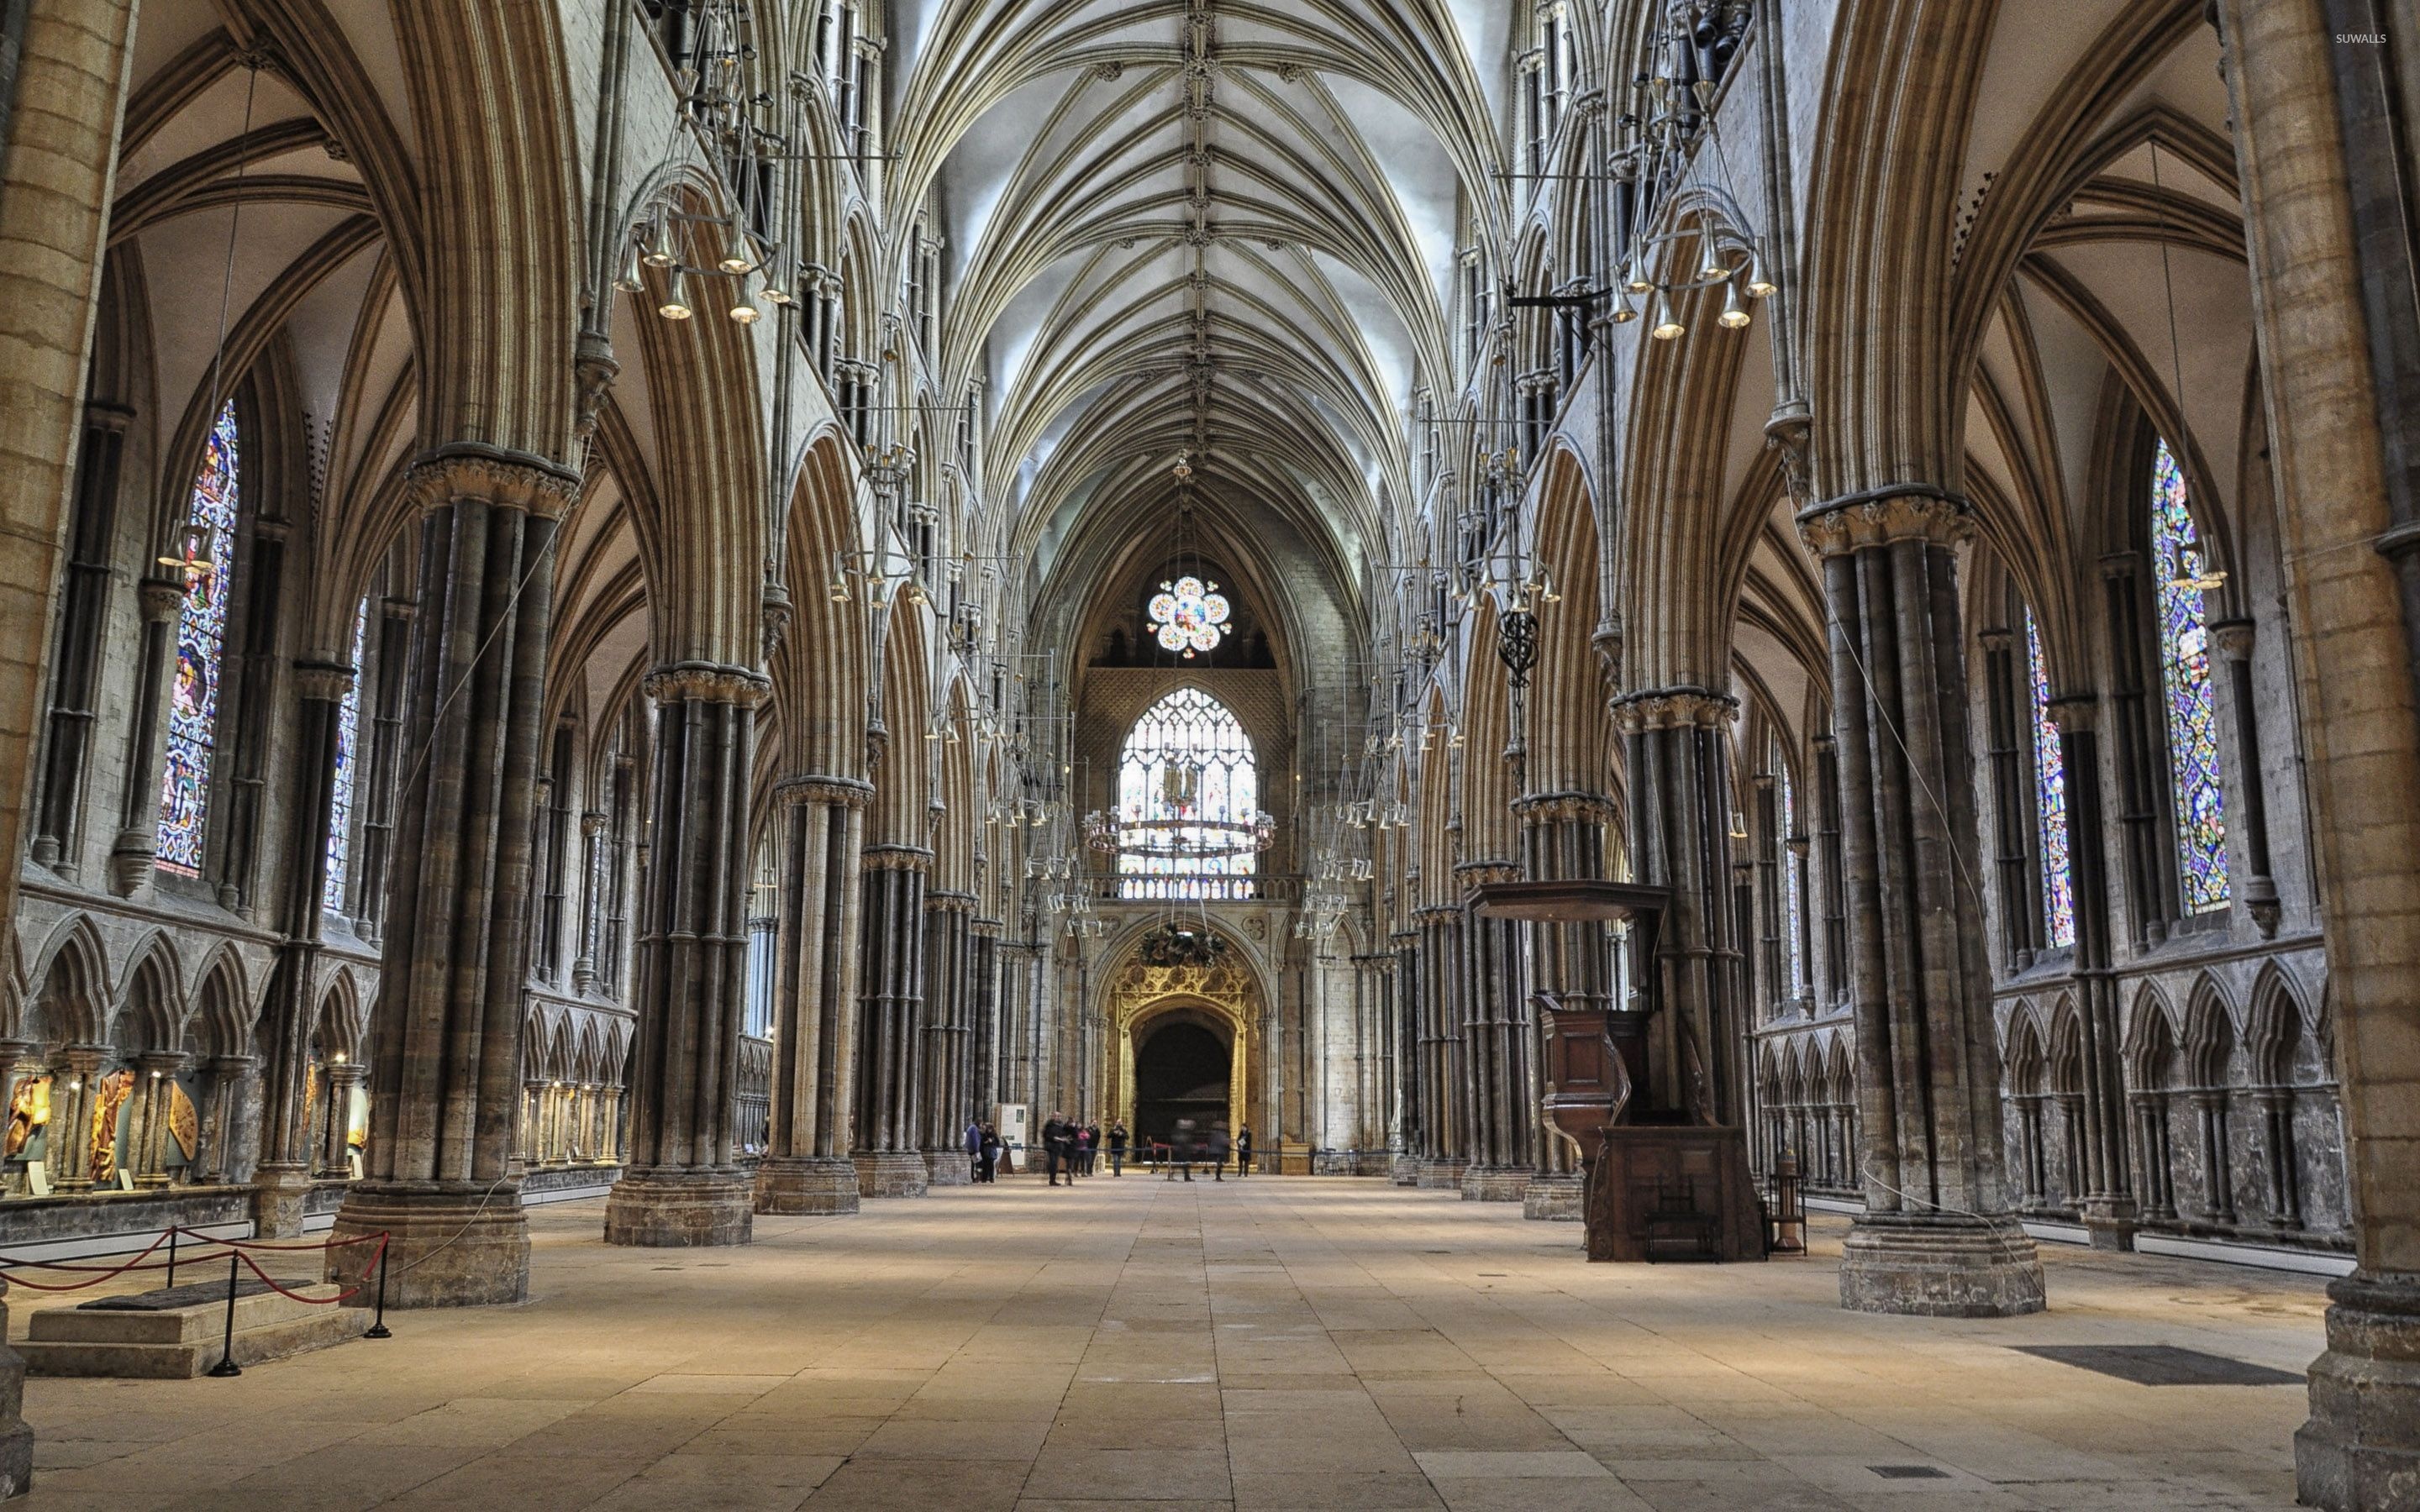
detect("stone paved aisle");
top-left (8, 1174), bottom-right (2319, 1509)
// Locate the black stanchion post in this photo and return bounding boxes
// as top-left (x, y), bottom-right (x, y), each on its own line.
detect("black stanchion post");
top-left (166, 1226), bottom-right (179, 1290)
top-left (364, 1237), bottom-right (391, 1339)
top-left (208, 1251), bottom-right (242, 1377)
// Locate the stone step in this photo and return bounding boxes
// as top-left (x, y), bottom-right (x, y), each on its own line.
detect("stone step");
top-left (22, 1284), bottom-right (371, 1378)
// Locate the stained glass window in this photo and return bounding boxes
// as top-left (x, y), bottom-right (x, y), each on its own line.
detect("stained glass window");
top-left (1116, 688), bottom-right (1259, 900)
top-left (2150, 438), bottom-right (2230, 913)
top-left (1777, 753), bottom-right (1804, 995)
top-left (2025, 608), bottom-right (2075, 948)
top-left (1146, 575), bottom-right (1229, 659)
top-left (323, 599), bottom-right (368, 911)
top-left (156, 403), bottom-right (239, 876)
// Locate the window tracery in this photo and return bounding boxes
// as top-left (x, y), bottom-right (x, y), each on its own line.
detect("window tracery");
top-left (156, 402), bottom-right (239, 876)
top-left (2150, 438), bottom-right (2228, 913)
top-left (1116, 688), bottom-right (1258, 900)
top-left (1146, 575), bottom-right (1228, 659)
top-left (324, 598), bottom-right (367, 911)
top-left (2025, 607), bottom-right (2075, 947)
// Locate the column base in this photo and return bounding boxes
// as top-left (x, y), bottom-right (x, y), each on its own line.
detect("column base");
top-left (1460, 1164), bottom-right (1531, 1202)
top-left (325, 1181), bottom-right (529, 1308)
top-left (2078, 1195), bottom-right (2139, 1252)
top-left (855, 1152), bottom-right (929, 1199)
top-left (925, 1152), bottom-right (975, 1187)
top-left (1390, 1153), bottom-right (1422, 1186)
top-left (1417, 1158), bottom-right (1468, 1190)
top-left (1524, 1173), bottom-right (1584, 1221)
top-left (250, 1163), bottom-right (313, 1239)
top-left (753, 1155), bottom-right (861, 1215)
top-left (1839, 1213), bottom-right (2044, 1318)
top-left (0, 1281), bottom-right (29, 1499)
top-left (602, 1168), bottom-right (754, 1247)
top-left (2295, 1268), bottom-right (2420, 1511)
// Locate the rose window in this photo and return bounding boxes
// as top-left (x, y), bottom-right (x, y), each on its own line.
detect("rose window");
top-left (1147, 575), bottom-right (1229, 658)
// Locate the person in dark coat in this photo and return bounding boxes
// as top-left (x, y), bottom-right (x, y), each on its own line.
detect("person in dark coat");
top-left (1042, 1111), bottom-right (1070, 1185)
top-left (1107, 1121), bottom-right (1129, 1176)
top-left (1235, 1124), bottom-right (1253, 1177)
top-left (965, 1117), bottom-right (984, 1182)
top-left (1082, 1121), bottom-right (1102, 1175)
top-left (978, 1123), bottom-right (1000, 1183)
top-left (1206, 1121), bottom-right (1228, 1183)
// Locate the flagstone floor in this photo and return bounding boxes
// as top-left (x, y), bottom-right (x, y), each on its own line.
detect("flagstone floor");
top-left (8, 1173), bottom-right (2323, 1509)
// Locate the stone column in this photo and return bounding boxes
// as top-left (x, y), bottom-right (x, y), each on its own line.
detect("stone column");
top-left (253, 660), bottom-right (357, 1235)
top-left (920, 892), bottom-right (975, 1186)
top-left (1454, 860), bottom-right (1529, 1201)
top-left (755, 775), bottom-right (871, 1214)
top-left (2132, 1092), bottom-right (2176, 1221)
top-left (605, 663), bottom-right (765, 1248)
top-left (1612, 689), bottom-right (1748, 1125)
top-left (319, 1063), bottom-right (365, 1178)
top-left (518, 1077), bottom-right (544, 1168)
top-left (1389, 927), bottom-right (1419, 1184)
top-left (2195, 1091), bottom-right (2236, 1227)
top-left (2214, 3), bottom-right (2420, 1496)
top-left (125, 1053), bottom-right (188, 1187)
top-left (595, 1086), bottom-right (622, 1164)
top-left (195, 1055), bottom-right (255, 1185)
top-left (1413, 905), bottom-right (1466, 1188)
top-left (48, 1046), bottom-right (103, 1193)
top-left (328, 447), bottom-right (580, 1308)
top-left (1513, 791), bottom-right (1618, 1219)
top-left (0, 0), bottom-right (139, 982)
top-left (2257, 1089), bottom-right (2303, 1231)
top-left (854, 846), bottom-right (931, 1197)
top-left (2048, 696), bottom-right (2138, 1249)
top-left (2209, 621), bottom-right (2284, 933)
top-left (970, 920), bottom-right (1003, 1118)
top-left (106, 580), bottom-right (187, 895)
top-left (1799, 493), bottom-right (2043, 1316)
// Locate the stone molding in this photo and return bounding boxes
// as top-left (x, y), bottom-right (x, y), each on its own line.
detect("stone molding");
top-left (926, 890), bottom-right (977, 914)
top-left (2047, 694), bottom-right (2101, 733)
top-left (1451, 859), bottom-right (1520, 885)
top-left (1511, 790), bottom-right (1615, 827)
top-left (1610, 685), bottom-right (1736, 732)
top-left (863, 844), bottom-right (934, 874)
top-left (290, 659), bottom-right (357, 703)
top-left (774, 774), bottom-right (875, 810)
top-left (1794, 487), bottom-right (1970, 558)
top-left (2209, 617), bottom-right (2257, 662)
top-left (644, 661), bottom-right (771, 707)
top-left (971, 917), bottom-right (1007, 938)
top-left (404, 442), bottom-right (582, 520)
top-left (137, 578), bottom-right (187, 622)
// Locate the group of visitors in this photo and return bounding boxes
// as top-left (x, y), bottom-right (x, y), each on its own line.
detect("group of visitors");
top-left (957, 1115), bottom-right (1256, 1184)
top-left (1155, 1119), bottom-right (1254, 1180)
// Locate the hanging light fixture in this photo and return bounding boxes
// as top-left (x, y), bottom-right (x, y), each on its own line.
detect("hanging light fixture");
top-left (728, 283), bottom-right (761, 324)
top-left (1649, 289), bottom-right (1685, 341)
top-left (658, 268), bottom-right (694, 321)
top-left (1744, 248), bottom-right (1777, 300)
top-left (1718, 277), bottom-right (1752, 329)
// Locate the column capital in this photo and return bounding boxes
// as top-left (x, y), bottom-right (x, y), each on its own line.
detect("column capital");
top-left (2208, 617), bottom-right (2257, 661)
top-left (775, 773), bottom-right (875, 810)
top-left (644, 661), bottom-right (772, 706)
top-left (1794, 486), bottom-right (1970, 557)
top-left (1452, 859), bottom-right (1520, 885)
top-left (1511, 790), bottom-right (1616, 827)
top-left (864, 844), bottom-right (934, 873)
top-left (1611, 685), bottom-right (1736, 732)
top-left (138, 578), bottom-right (188, 622)
top-left (926, 890), bottom-right (977, 913)
top-left (405, 442), bottom-right (582, 520)
top-left (2047, 694), bottom-right (2101, 733)
top-left (291, 659), bottom-right (358, 703)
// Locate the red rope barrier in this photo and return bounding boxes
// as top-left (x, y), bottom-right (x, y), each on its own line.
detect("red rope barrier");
top-left (0, 1226), bottom-right (391, 1295)
top-left (229, 1232), bottom-right (386, 1306)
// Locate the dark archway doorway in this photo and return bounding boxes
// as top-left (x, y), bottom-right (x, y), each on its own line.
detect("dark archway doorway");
top-left (1133, 1020), bottom-right (1230, 1147)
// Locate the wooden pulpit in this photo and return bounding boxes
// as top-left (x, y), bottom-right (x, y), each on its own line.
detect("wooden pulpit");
top-left (1469, 879), bottom-right (1765, 1264)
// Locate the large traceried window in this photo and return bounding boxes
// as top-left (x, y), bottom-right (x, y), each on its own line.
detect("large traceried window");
top-left (2025, 607), bottom-right (2075, 947)
top-left (1778, 754), bottom-right (1805, 997)
top-left (2150, 438), bottom-right (2229, 913)
top-left (1116, 688), bottom-right (1259, 900)
top-left (323, 598), bottom-right (368, 911)
top-left (1148, 575), bottom-right (1228, 659)
top-left (156, 402), bottom-right (240, 875)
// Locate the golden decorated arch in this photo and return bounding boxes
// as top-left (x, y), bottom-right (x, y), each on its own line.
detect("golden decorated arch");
top-left (1097, 944), bottom-right (1265, 1148)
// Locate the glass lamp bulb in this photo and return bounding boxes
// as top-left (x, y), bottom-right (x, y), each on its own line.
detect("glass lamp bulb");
top-left (658, 269), bottom-right (693, 321)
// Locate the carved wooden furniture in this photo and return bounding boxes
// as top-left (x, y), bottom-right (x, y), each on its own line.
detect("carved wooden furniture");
top-left (1469, 879), bottom-right (1766, 1264)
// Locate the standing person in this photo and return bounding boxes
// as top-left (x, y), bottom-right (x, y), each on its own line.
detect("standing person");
top-left (1107, 1120), bottom-right (1129, 1176)
top-left (1083, 1120), bottom-right (1102, 1175)
top-left (1041, 1110), bottom-right (1068, 1186)
top-left (1171, 1117), bottom-right (1197, 1181)
top-left (965, 1116), bottom-right (984, 1183)
top-left (1208, 1121), bottom-right (1228, 1182)
top-left (978, 1124), bottom-right (1000, 1184)
top-left (1235, 1124), bottom-right (1253, 1178)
